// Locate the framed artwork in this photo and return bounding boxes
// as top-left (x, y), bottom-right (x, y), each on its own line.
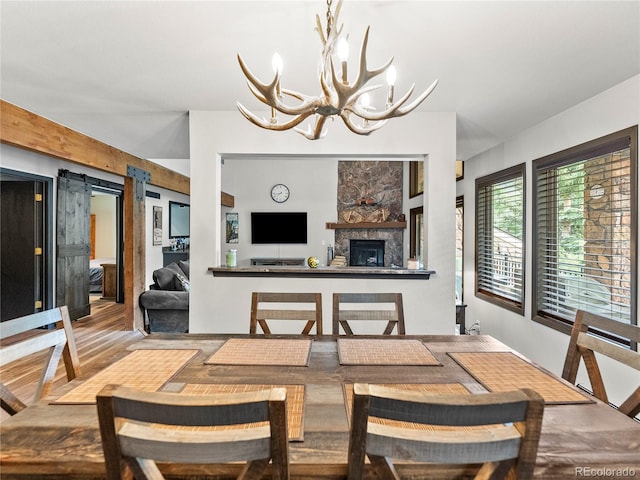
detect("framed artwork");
top-left (226, 212), bottom-right (239, 244)
top-left (409, 160), bottom-right (424, 197)
top-left (152, 206), bottom-right (162, 245)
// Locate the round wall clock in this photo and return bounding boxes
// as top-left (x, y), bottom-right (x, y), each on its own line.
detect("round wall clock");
top-left (270, 183), bottom-right (290, 203)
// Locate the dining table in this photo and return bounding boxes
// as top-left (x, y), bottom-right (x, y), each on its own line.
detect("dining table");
top-left (1, 333), bottom-right (639, 479)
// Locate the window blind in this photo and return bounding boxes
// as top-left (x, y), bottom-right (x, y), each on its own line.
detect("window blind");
top-left (535, 138), bottom-right (633, 325)
top-left (476, 165), bottom-right (525, 312)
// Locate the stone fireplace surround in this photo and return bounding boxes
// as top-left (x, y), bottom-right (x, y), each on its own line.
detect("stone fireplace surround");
top-left (334, 161), bottom-right (404, 267)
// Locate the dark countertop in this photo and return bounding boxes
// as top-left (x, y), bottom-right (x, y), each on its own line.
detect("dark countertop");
top-left (208, 265), bottom-right (435, 279)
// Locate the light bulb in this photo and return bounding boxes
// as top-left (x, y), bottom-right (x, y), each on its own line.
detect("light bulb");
top-left (336, 38), bottom-right (349, 61)
top-left (360, 93), bottom-right (371, 127)
top-left (386, 65), bottom-right (397, 86)
top-left (272, 53), bottom-right (283, 75)
top-left (337, 38), bottom-right (349, 84)
top-left (386, 66), bottom-right (396, 105)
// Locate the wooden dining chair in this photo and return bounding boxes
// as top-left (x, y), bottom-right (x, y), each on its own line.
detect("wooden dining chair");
top-left (250, 292), bottom-right (323, 335)
top-left (332, 293), bottom-right (405, 335)
top-left (347, 384), bottom-right (545, 480)
top-left (562, 309), bottom-right (640, 418)
top-left (96, 384), bottom-right (289, 480)
top-left (0, 305), bottom-right (81, 415)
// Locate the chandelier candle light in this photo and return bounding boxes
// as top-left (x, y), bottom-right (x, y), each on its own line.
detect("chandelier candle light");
top-left (236, 0), bottom-right (438, 140)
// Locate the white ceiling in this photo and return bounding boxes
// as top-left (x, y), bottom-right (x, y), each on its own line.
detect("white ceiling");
top-left (1, 1), bottom-right (638, 161)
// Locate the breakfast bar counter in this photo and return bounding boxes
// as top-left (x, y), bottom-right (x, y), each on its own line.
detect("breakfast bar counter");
top-left (208, 265), bottom-right (435, 280)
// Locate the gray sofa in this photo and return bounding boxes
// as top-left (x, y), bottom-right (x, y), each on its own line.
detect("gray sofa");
top-left (139, 260), bottom-right (190, 333)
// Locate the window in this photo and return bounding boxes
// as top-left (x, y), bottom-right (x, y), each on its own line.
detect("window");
top-left (409, 161), bottom-right (424, 197)
top-left (533, 127), bottom-right (637, 334)
top-left (456, 196), bottom-right (464, 302)
top-left (409, 206), bottom-right (424, 262)
top-left (475, 164), bottom-right (526, 314)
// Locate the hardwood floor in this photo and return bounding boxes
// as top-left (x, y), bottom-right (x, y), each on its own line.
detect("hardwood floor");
top-left (1, 299), bottom-right (145, 423)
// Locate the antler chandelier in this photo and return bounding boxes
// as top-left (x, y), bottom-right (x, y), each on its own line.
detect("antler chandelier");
top-left (236, 0), bottom-right (438, 140)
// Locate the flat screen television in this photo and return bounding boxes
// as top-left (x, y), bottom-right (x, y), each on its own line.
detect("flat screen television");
top-left (251, 212), bottom-right (307, 244)
top-left (169, 201), bottom-right (190, 238)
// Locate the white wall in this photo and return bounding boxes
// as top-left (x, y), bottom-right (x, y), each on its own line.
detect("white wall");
top-left (458, 75), bottom-right (640, 409)
top-left (90, 195), bottom-right (116, 260)
top-left (220, 157), bottom-right (338, 265)
top-left (0, 144), bottom-right (189, 293)
top-left (1, 144), bottom-right (122, 304)
top-left (189, 111), bottom-right (457, 334)
top-left (144, 186), bottom-right (190, 287)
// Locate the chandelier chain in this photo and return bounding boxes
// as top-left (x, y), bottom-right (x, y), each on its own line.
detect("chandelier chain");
top-left (326, 0), bottom-right (333, 38)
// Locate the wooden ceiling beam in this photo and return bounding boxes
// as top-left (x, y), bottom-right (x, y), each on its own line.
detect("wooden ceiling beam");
top-left (1, 100), bottom-right (190, 195)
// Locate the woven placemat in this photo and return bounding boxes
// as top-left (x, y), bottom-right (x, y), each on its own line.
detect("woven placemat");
top-left (343, 383), bottom-right (479, 431)
top-left (53, 349), bottom-right (199, 404)
top-left (449, 352), bottom-right (592, 404)
top-left (337, 338), bottom-right (440, 366)
top-left (204, 338), bottom-right (312, 366)
top-left (180, 384), bottom-right (305, 441)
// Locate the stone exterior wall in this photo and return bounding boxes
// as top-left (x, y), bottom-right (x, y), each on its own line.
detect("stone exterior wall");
top-left (584, 150), bottom-right (631, 307)
top-left (334, 161), bottom-right (404, 267)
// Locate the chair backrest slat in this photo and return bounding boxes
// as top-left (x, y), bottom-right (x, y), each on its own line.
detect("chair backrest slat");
top-left (337, 310), bottom-right (398, 321)
top-left (333, 293), bottom-right (405, 335)
top-left (365, 423), bottom-right (523, 464)
top-left (0, 306), bottom-right (80, 415)
top-left (365, 387), bottom-right (530, 426)
top-left (576, 332), bottom-right (640, 370)
top-left (250, 292), bottom-right (322, 335)
top-left (110, 388), bottom-right (273, 426)
top-left (562, 309), bottom-right (640, 418)
top-left (117, 422), bottom-right (272, 464)
top-left (0, 308), bottom-right (63, 338)
top-left (257, 292), bottom-right (318, 303)
top-left (580, 311), bottom-right (640, 342)
top-left (257, 309), bottom-right (318, 321)
top-left (0, 329), bottom-right (66, 366)
top-left (336, 293), bottom-right (400, 304)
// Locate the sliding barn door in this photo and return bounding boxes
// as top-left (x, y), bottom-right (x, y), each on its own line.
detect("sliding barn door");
top-left (56, 173), bottom-right (91, 320)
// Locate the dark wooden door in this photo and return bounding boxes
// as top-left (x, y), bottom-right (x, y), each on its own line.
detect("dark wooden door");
top-left (56, 174), bottom-right (91, 320)
top-left (0, 181), bottom-right (41, 321)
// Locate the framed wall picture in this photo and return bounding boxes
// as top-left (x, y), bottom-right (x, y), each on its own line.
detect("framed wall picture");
top-left (226, 212), bottom-right (239, 244)
top-left (152, 206), bottom-right (162, 245)
top-left (456, 160), bottom-right (464, 181)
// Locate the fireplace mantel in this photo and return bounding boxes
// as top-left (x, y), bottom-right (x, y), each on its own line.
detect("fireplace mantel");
top-left (326, 221), bottom-right (407, 229)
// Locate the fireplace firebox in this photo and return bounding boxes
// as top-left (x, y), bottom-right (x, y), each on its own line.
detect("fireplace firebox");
top-left (349, 239), bottom-right (385, 267)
